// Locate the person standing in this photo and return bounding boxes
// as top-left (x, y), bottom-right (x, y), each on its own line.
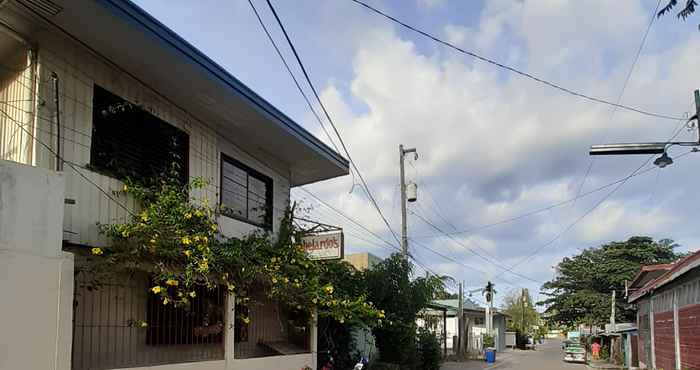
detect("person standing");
top-left (591, 341), bottom-right (601, 361)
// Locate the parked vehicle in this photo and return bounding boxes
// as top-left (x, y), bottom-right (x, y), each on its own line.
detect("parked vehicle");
top-left (563, 341), bottom-right (587, 363)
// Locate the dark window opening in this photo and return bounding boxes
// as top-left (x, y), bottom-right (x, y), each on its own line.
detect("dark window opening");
top-left (90, 85), bottom-right (189, 184)
top-left (220, 154), bottom-right (273, 229)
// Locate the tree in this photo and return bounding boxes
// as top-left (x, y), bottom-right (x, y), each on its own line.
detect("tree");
top-left (538, 236), bottom-right (683, 328)
top-left (364, 254), bottom-right (446, 366)
top-left (502, 288), bottom-right (540, 335)
top-left (658, 1), bottom-right (698, 28)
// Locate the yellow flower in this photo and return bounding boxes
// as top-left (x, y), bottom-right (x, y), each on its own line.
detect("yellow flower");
top-left (181, 236), bottom-right (191, 245)
top-left (210, 224), bottom-right (217, 231)
top-left (184, 212), bottom-right (192, 219)
top-left (91, 247), bottom-right (103, 255)
top-left (121, 230), bottom-right (129, 238)
top-left (163, 297), bottom-right (169, 305)
top-left (193, 235), bottom-right (200, 242)
top-left (151, 286), bottom-right (162, 294)
top-left (149, 239), bottom-right (156, 244)
top-left (122, 184), bottom-right (128, 192)
top-left (324, 285), bottom-right (334, 295)
top-left (283, 277), bottom-right (289, 284)
top-left (165, 279), bottom-right (178, 286)
top-left (227, 283), bottom-right (235, 292)
top-left (140, 321), bottom-right (148, 328)
top-left (184, 250), bottom-right (192, 257)
top-left (202, 236), bottom-right (208, 243)
top-left (194, 210), bottom-right (204, 218)
top-left (272, 277), bottom-right (278, 284)
top-left (189, 291), bottom-right (196, 298)
top-left (139, 212), bottom-right (149, 222)
top-left (312, 298), bottom-right (318, 304)
top-left (242, 317), bottom-right (251, 324)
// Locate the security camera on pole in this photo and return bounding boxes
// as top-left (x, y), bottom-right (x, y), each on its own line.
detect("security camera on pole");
top-left (399, 144), bottom-right (417, 257)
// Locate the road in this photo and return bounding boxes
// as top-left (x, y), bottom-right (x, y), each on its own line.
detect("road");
top-left (442, 339), bottom-right (587, 370)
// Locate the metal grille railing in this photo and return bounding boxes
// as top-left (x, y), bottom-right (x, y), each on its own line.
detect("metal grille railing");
top-left (72, 271), bottom-right (225, 370)
top-left (234, 289), bottom-right (310, 359)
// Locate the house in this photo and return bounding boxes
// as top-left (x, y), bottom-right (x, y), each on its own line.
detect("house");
top-left (628, 250), bottom-right (700, 370)
top-left (0, 1), bottom-right (348, 370)
top-left (419, 298), bottom-right (509, 355)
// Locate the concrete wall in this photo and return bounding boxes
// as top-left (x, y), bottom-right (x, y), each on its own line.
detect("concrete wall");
top-left (0, 160), bottom-right (73, 370)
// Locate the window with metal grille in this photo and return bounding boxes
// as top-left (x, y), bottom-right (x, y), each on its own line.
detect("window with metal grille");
top-left (90, 85), bottom-right (189, 184)
top-left (220, 154), bottom-right (273, 229)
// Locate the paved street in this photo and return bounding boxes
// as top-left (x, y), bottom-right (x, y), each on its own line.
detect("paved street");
top-left (442, 339), bottom-right (587, 370)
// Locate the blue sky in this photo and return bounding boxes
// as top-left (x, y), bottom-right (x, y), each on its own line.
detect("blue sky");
top-left (133, 0), bottom-right (700, 306)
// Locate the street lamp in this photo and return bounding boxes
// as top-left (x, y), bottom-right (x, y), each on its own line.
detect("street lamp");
top-left (589, 90), bottom-right (700, 168)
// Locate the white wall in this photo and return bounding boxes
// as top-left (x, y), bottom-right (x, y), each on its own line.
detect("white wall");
top-left (0, 160), bottom-right (73, 370)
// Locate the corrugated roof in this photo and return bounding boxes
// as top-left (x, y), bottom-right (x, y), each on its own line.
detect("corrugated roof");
top-left (629, 250), bottom-right (700, 302)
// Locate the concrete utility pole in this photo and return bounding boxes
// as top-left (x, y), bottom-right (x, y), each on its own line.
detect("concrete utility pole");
top-left (399, 144), bottom-right (417, 257)
top-left (521, 288), bottom-right (526, 334)
top-left (610, 290), bottom-right (616, 328)
top-left (458, 281), bottom-right (464, 356)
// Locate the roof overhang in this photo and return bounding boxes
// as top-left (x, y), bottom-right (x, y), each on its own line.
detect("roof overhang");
top-left (629, 252), bottom-right (700, 303)
top-left (7, 0), bottom-right (348, 186)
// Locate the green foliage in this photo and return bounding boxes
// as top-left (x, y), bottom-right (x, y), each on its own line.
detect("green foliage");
top-left (88, 177), bottom-right (383, 327)
top-left (658, 0), bottom-right (700, 30)
top-left (503, 288), bottom-right (539, 335)
top-left (482, 333), bottom-right (495, 349)
top-left (539, 236), bottom-right (683, 327)
top-left (364, 254), bottom-right (446, 366)
top-left (416, 328), bottom-right (441, 370)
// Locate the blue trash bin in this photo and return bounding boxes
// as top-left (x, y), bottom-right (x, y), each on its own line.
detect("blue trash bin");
top-left (485, 348), bottom-right (496, 363)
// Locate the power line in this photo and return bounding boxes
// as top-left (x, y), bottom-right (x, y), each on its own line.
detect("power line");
top-left (264, 0), bottom-right (401, 247)
top-left (0, 106), bottom-right (134, 217)
top-left (509, 122), bottom-right (693, 270)
top-left (246, 0), bottom-right (340, 154)
top-left (571, 0), bottom-right (663, 211)
top-left (409, 208), bottom-right (542, 284)
top-left (412, 151), bottom-right (684, 240)
top-left (349, 0), bottom-right (684, 121)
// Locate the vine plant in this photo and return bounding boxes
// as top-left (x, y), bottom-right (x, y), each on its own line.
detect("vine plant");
top-left (88, 176), bottom-right (384, 327)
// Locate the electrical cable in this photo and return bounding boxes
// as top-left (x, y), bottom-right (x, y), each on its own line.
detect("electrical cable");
top-left (265, 0), bottom-right (402, 247)
top-left (571, 0), bottom-right (664, 211)
top-left (246, 0), bottom-right (340, 154)
top-left (349, 0), bottom-right (684, 121)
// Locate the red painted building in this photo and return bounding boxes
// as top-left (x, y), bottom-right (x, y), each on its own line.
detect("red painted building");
top-left (628, 251), bottom-right (700, 370)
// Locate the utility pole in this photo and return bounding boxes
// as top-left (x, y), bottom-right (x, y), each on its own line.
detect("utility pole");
top-left (520, 289), bottom-right (524, 333)
top-left (458, 281), bottom-right (464, 356)
top-left (399, 144), bottom-right (417, 257)
top-left (610, 290), bottom-right (616, 329)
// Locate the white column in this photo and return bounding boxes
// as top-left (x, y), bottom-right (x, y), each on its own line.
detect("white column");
top-left (650, 296), bottom-right (656, 369)
top-left (310, 309), bottom-right (318, 370)
top-left (673, 289), bottom-right (681, 370)
top-left (225, 292), bottom-right (236, 368)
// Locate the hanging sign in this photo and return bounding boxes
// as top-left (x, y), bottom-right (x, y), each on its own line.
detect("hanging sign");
top-left (301, 230), bottom-right (344, 260)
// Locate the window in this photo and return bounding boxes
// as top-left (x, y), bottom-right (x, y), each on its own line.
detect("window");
top-left (220, 154), bottom-right (273, 228)
top-left (90, 85), bottom-right (189, 184)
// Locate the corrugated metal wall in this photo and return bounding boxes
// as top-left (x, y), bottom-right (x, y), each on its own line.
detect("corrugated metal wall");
top-left (26, 28), bottom-right (290, 247)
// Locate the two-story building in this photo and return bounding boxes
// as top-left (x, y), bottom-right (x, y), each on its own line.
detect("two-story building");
top-left (0, 1), bottom-right (348, 369)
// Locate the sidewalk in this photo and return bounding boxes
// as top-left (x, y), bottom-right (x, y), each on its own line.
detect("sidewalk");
top-left (586, 360), bottom-right (623, 369)
top-left (440, 349), bottom-right (517, 370)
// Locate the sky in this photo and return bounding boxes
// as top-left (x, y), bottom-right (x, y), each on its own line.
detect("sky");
top-left (133, 0), bottom-right (700, 307)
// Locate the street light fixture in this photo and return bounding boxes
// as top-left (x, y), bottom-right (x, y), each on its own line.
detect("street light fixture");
top-left (588, 90), bottom-right (700, 168)
top-left (653, 152), bottom-right (674, 168)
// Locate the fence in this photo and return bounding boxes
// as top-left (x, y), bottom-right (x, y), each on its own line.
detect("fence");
top-left (71, 271), bottom-right (225, 370)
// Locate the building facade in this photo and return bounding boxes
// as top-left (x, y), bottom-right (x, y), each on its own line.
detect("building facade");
top-left (0, 1), bottom-right (348, 370)
top-left (628, 251), bottom-right (700, 370)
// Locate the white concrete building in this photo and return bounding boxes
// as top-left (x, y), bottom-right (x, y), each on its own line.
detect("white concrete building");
top-left (0, 1), bottom-right (348, 369)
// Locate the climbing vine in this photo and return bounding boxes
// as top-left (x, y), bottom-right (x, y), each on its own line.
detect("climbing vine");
top-left (88, 176), bottom-right (383, 326)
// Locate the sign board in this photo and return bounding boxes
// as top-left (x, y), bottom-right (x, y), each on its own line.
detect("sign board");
top-left (301, 230), bottom-right (344, 260)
